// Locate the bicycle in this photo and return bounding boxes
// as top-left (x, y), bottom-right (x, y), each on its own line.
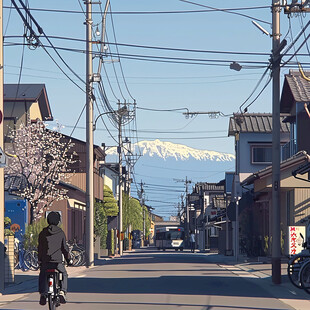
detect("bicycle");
top-left (299, 258), bottom-right (310, 294)
top-left (15, 241), bottom-right (31, 271)
top-left (68, 240), bottom-right (85, 267)
top-left (287, 233), bottom-right (310, 288)
top-left (24, 248), bottom-right (39, 271)
top-left (14, 240), bottom-right (40, 271)
top-left (45, 267), bottom-right (63, 310)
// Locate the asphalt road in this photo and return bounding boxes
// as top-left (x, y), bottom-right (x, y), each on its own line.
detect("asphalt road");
top-left (0, 249), bottom-right (302, 310)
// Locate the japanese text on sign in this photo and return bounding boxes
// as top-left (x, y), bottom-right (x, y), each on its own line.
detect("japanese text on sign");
top-left (289, 226), bottom-right (306, 256)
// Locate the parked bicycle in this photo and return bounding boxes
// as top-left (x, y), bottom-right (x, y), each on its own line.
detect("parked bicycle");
top-left (287, 233), bottom-right (310, 288)
top-left (14, 238), bottom-right (39, 271)
top-left (67, 240), bottom-right (86, 267)
top-left (299, 258), bottom-right (310, 294)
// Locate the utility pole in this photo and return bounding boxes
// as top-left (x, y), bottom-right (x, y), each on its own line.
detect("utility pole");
top-left (174, 177), bottom-right (191, 246)
top-left (0, 0), bottom-right (4, 292)
top-left (180, 194), bottom-right (184, 227)
top-left (138, 180), bottom-right (145, 245)
top-left (185, 176), bottom-right (190, 241)
top-left (271, 0), bottom-right (281, 285)
top-left (118, 103), bottom-right (123, 256)
top-left (85, 0), bottom-right (94, 267)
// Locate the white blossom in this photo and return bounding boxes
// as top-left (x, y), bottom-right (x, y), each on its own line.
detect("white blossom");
top-left (5, 121), bottom-right (76, 222)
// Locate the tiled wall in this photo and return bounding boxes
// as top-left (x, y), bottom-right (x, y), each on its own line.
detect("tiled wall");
top-left (4, 236), bottom-right (15, 284)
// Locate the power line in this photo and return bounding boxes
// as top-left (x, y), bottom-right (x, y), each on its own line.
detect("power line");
top-left (5, 35), bottom-right (272, 56)
top-left (3, 64), bottom-right (266, 79)
top-left (5, 42), bottom-right (272, 68)
top-left (109, 2), bottom-right (135, 101)
top-left (136, 107), bottom-right (189, 113)
top-left (238, 66), bottom-right (271, 113)
top-left (141, 164), bottom-right (231, 173)
top-left (3, 41), bottom-right (271, 65)
top-left (3, 5), bottom-right (271, 15)
top-left (126, 135), bottom-right (230, 140)
top-left (179, 0), bottom-right (271, 25)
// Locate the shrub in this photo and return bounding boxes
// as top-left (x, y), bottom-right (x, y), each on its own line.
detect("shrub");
top-left (23, 217), bottom-right (48, 249)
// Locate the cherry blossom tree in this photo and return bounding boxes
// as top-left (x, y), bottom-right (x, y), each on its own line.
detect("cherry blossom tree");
top-left (5, 121), bottom-right (75, 223)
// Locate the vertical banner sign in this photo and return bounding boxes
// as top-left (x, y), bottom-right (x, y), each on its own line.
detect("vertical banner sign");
top-left (289, 226), bottom-right (306, 255)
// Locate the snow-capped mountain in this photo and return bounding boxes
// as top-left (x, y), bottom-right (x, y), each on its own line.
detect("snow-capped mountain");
top-left (106, 139), bottom-right (235, 162)
top-left (106, 140), bottom-right (235, 219)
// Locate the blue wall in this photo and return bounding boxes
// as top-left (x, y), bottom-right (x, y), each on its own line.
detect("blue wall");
top-left (5, 198), bottom-right (28, 240)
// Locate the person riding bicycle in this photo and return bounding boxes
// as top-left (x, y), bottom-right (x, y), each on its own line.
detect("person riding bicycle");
top-left (38, 211), bottom-right (72, 306)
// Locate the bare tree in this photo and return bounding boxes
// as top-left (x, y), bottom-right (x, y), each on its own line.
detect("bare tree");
top-left (5, 121), bottom-right (75, 223)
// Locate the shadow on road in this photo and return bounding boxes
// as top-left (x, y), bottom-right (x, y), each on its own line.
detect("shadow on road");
top-left (66, 274), bottom-right (297, 300)
top-left (95, 252), bottom-right (211, 266)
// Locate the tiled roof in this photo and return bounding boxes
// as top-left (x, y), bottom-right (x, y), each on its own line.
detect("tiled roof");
top-left (228, 113), bottom-right (290, 135)
top-left (4, 84), bottom-right (53, 120)
top-left (4, 175), bottom-right (27, 192)
top-left (280, 70), bottom-right (310, 113)
top-left (194, 182), bottom-right (224, 193)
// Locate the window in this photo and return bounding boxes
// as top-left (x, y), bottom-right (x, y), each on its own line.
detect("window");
top-left (251, 145), bottom-right (272, 164)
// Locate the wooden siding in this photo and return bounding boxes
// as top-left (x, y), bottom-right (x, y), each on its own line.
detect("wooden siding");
top-left (67, 172), bottom-right (103, 201)
top-left (293, 188), bottom-right (310, 224)
top-left (49, 200), bottom-right (69, 238)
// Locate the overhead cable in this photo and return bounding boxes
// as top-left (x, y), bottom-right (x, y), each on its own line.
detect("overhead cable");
top-left (3, 5), bottom-right (271, 15)
top-left (179, 0), bottom-right (271, 25)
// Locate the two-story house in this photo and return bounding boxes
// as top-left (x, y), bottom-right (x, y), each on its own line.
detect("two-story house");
top-left (238, 71), bottom-right (310, 256)
top-left (3, 84), bottom-right (53, 148)
top-left (3, 84), bottom-right (107, 246)
top-left (228, 113), bottom-right (290, 257)
top-left (3, 84), bottom-right (53, 232)
top-left (50, 134), bottom-right (106, 244)
top-left (187, 182), bottom-right (228, 253)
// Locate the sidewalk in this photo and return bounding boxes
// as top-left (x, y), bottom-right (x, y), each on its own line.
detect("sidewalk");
top-left (201, 252), bottom-right (310, 310)
top-left (0, 265), bottom-right (91, 305)
top-left (236, 261), bottom-right (310, 310)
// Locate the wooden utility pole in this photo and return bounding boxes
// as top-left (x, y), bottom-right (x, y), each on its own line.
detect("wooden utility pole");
top-left (138, 180), bottom-right (145, 245)
top-left (118, 106), bottom-right (123, 256)
top-left (85, 0), bottom-right (94, 267)
top-left (0, 0), bottom-right (4, 292)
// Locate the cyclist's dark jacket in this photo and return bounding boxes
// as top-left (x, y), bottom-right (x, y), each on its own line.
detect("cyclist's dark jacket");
top-left (38, 225), bottom-right (70, 264)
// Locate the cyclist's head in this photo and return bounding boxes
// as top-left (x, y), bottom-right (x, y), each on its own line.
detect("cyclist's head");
top-left (47, 211), bottom-right (61, 226)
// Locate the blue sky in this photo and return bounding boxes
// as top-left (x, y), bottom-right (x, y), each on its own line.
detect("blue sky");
top-left (4, 1), bottom-right (310, 218)
top-left (3, 1), bottom-right (309, 154)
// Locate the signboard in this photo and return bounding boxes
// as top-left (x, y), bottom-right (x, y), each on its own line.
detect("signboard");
top-left (289, 226), bottom-right (306, 255)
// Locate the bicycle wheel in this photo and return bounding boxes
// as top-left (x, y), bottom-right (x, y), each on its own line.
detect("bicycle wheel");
top-left (71, 249), bottom-right (83, 267)
top-left (300, 260), bottom-right (310, 294)
top-left (287, 255), bottom-right (309, 288)
top-left (14, 251), bottom-right (19, 269)
top-left (19, 251), bottom-right (30, 271)
top-left (48, 295), bottom-right (56, 310)
top-left (24, 250), bottom-right (39, 271)
top-left (74, 244), bottom-right (86, 266)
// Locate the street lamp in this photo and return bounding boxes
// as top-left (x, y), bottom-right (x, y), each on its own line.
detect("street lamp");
top-left (93, 106), bottom-right (128, 131)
